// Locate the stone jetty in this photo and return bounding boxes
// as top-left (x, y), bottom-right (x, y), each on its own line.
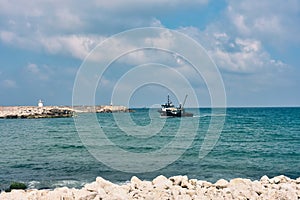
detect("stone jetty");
top-left (0, 175), bottom-right (299, 199)
top-left (0, 106), bottom-right (74, 119)
top-left (72, 105), bottom-right (133, 113)
top-left (0, 105), bottom-right (132, 119)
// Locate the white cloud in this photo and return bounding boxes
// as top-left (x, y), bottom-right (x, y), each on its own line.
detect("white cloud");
top-left (0, 0), bottom-right (213, 60)
top-left (253, 16), bottom-right (281, 34)
top-left (150, 18), bottom-right (164, 27)
top-left (0, 31), bottom-right (15, 43)
top-left (0, 30), bottom-right (38, 50)
top-left (0, 0), bottom-right (208, 36)
top-left (81, 29), bottom-right (191, 65)
top-left (53, 8), bottom-right (84, 31)
top-left (210, 44), bottom-right (286, 74)
top-left (1, 0), bottom-right (298, 56)
top-left (144, 30), bottom-right (175, 49)
top-left (0, 31), bottom-right (105, 60)
top-left (226, 0), bottom-right (300, 47)
top-left (1, 79), bottom-right (17, 88)
top-left (180, 26), bottom-right (287, 74)
top-left (40, 35), bottom-right (105, 60)
top-left (27, 63), bottom-right (40, 74)
top-left (235, 38), bottom-right (260, 52)
top-left (25, 63), bottom-right (53, 81)
top-left (230, 11), bottom-right (250, 35)
top-left (93, 0), bottom-right (209, 10)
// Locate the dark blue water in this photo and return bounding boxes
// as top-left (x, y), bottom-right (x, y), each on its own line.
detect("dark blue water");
top-left (0, 107), bottom-right (299, 190)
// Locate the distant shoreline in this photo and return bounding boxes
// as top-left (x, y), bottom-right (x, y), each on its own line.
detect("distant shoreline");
top-left (1, 106), bottom-right (299, 119)
top-left (0, 105), bottom-right (133, 119)
top-left (127, 106), bottom-right (300, 109)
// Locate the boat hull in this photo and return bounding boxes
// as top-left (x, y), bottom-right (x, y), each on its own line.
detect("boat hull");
top-left (158, 110), bottom-right (193, 117)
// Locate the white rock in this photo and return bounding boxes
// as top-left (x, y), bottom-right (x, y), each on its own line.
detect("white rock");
top-left (47, 190), bottom-right (67, 200)
top-left (186, 189), bottom-right (196, 197)
top-left (181, 179), bottom-right (194, 189)
top-left (285, 190), bottom-right (298, 200)
top-left (107, 186), bottom-right (129, 200)
top-left (177, 194), bottom-right (192, 200)
top-left (37, 189), bottom-right (50, 198)
top-left (96, 177), bottom-right (115, 187)
top-left (84, 182), bottom-right (99, 192)
top-left (140, 180), bottom-right (153, 191)
top-left (280, 182), bottom-right (294, 191)
top-left (84, 176), bottom-right (116, 194)
top-left (153, 175), bottom-right (172, 189)
top-left (72, 189), bottom-right (97, 200)
top-left (120, 184), bottom-right (131, 191)
top-left (214, 179), bottom-right (228, 189)
top-left (189, 179), bottom-right (197, 187)
top-left (251, 180), bottom-right (263, 196)
top-left (53, 187), bottom-right (74, 200)
top-left (170, 186), bottom-right (180, 197)
top-left (205, 187), bottom-right (221, 199)
top-left (1, 175), bottom-right (299, 200)
top-left (271, 176), bottom-right (281, 184)
top-left (26, 190), bottom-right (39, 199)
top-left (269, 177), bottom-right (278, 184)
top-left (229, 178), bottom-right (254, 199)
top-left (141, 190), bottom-right (169, 200)
top-left (99, 187), bottom-right (109, 198)
top-left (169, 175), bottom-right (188, 186)
top-left (271, 184), bottom-right (280, 190)
top-left (130, 176), bottom-right (142, 189)
top-left (260, 175), bottom-right (270, 184)
top-left (196, 180), bottom-right (212, 188)
top-left (269, 175), bottom-right (291, 185)
top-left (171, 185), bottom-right (187, 196)
top-left (229, 178), bottom-right (251, 187)
top-left (2, 190), bottom-right (27, 200)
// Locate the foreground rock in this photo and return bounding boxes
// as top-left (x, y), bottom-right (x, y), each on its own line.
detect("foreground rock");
top-left (1, 175), bottom-right (299, 199)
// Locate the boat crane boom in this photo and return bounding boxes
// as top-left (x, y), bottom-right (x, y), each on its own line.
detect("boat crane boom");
top-left (182, 95), bottom-right (188, 108)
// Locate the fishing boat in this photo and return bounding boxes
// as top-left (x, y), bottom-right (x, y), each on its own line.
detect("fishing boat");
top-left (158, 95), bottom-right (193, 117)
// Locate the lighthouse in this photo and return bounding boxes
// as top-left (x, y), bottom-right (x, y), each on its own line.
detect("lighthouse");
top-left (38, 99), bottom-right (44, 107)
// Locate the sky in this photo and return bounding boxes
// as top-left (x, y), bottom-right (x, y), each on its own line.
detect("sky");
top-left (0, 0), bottom-right (299, 107)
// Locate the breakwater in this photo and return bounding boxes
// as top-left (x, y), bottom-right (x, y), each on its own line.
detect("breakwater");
top-left (0, 105), bottom-right (132, 119)
top-left (0, 106), bottom-right (74, 119)
top-left (72, 105), bottom-right (132, 113)
top-left (0, 175), bottom-right (299, 199)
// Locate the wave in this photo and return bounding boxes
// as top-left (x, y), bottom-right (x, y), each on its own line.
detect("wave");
top-left (192, 114), bottom-right (227, 118)
top-left (52, 144), bottom-right (85, 149)
top-left (27, 180), bottom-right (87, 190)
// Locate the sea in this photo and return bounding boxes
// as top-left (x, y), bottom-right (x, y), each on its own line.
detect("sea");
top-left (0, 107), bottom-right (299, 190)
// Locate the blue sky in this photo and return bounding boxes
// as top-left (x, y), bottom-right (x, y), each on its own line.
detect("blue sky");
top-left (0, 0), bottom-right (299, 107)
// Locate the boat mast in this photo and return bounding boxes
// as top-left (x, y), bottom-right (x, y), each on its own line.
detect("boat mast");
top-left (182, 95), bottom-right (188, 108)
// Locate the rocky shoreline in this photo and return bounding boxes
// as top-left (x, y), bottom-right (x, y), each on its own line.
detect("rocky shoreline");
top-left (0, 106), bottom-right (74, 119)
top-left (72, 105), bottom-right (133, 113)
top-left (1, 175), bottom-right (299, 199)
top-left (0, 105), bottom-right (132, 119)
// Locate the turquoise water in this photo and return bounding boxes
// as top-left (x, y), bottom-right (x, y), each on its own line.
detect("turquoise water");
top-left (0, 108), bottom-right (299, 190)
